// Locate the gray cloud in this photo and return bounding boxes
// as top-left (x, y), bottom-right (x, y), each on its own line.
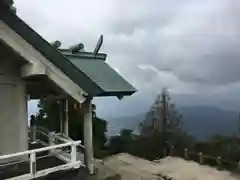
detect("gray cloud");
top-left (14, 0), bottom-right (240, 117)
top-left (106, 0), bottom-right (240, 86)
top-left (105, 0), bottom-right (189, 34)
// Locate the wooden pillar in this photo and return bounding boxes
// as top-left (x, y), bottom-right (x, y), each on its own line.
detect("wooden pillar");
top-left (64, 99), bottom-right (69, 136)
top-left (83, 99), bottom-right (94, 175)
top-left (48, 132), bottom-right (55, 154)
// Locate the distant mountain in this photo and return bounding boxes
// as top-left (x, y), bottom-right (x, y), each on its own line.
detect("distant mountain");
top-left (177, 106), bottom-right (239, 140)
top-left (106, 106), bottom-right (239, 140)
top-left (107, 113), bottom-right (144, 137)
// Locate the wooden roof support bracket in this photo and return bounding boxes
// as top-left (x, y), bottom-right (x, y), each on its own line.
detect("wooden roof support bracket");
top-left (21, 63), bottom-right (46, 78)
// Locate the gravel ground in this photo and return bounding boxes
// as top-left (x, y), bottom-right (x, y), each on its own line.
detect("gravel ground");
top-left (155, 156), bottom-right (240, 180)
top-left (101, 153), bottom-right (240, 180)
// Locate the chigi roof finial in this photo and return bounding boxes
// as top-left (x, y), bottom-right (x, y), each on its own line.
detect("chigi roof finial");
top-left (69, 43), bottom-right (85, 53)
top-left (51, 40), bottom-right (62, 49)
top-left (93, 35), bottom-right (103, 56)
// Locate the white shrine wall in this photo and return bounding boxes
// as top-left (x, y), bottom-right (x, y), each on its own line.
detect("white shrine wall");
top-left (0, 58), bottom-right (28, 160)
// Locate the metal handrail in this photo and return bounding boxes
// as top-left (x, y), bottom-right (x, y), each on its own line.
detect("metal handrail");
top-left (55, 132), bottom-right (72, 140)
top-left (0, 141), bottom-right (81, 160)
top-left (36, 129), bottom-right (48, 137)
top-left (170, 147), bottom-right (240, 170)
top-left (53, 133), bottom-right (84, 149)
top-left (36, 130), bottom-right (48, 137)
top-left (54, 133), bottom-right (72, 143)
top-left (29, 125), bottom-right (84, 152)
top-left (0, 141), bottom-right (83, 180)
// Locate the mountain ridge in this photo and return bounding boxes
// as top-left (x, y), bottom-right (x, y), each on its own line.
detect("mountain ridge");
top-left (106, 106), bottom-right (239, 140)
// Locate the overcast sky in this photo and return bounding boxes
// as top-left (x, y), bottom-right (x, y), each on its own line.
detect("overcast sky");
top-left (15, 0), bottom-right (240, 117)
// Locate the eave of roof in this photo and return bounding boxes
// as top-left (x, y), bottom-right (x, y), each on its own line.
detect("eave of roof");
top-left (0, 8), bottom-right (103, 96)
top-left (0, 8), bottom-right (136, 97)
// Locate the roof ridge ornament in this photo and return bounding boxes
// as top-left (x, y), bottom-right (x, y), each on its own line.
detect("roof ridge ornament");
top-left (69, 43), bottom-right (85, 53)
top-left (51, 40), bottom-right (61, 49)
top-left (93, 35), bottom-right (103, 57)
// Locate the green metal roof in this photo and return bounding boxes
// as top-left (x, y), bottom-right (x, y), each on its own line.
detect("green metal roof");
top-left (60, 50), bottom-right (136, 97)
top-left (0, 7), bottom-right (136, 97)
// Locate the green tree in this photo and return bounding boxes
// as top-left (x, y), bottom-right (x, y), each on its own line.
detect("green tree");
top-left (139, 88), bottom-right (184, 158)
top-left (140, 88), bottom-right (183, 136)
top-left (107, 89), bottom-right (186, 160)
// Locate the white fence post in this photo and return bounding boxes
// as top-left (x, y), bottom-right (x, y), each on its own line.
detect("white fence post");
top-left (0, 141), bottom-right (83, 180)
top-left (48, 132), bottom-right (55, 154)
top-left (199, 152), bottom-right (203, 164)
top-left (217, 156), bottom-right (221, 166)
top-left (30, 120), bottom-right (36, 143)
top-left (30, 125), bottom-right (36, 143)
top-left (30, 152), bottom-right (36, 177)
top-left (238, 160), bottom-right (240, 169)
top-left (71, 143), bottom-right (77, 164)
top-left (184, 149), bottom-right (188, 159)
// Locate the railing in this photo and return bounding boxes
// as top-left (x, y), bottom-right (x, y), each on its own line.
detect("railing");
top-left (54, 132), bottom-right (73, 142)
top-left (0, 141), bottom-right (83, 180)
top-left (168, 147), bottom-right (240, 171)
top-left (29, 126), bottom-right (85, 153)
top-left (29, 125), bottom-right (85, 163)
top-left (53, 133), bottom-right (85, 163)
top-left (28, 126), bottom-right (49, 146)
top-left (53, 133), bottom-right (84, 151)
